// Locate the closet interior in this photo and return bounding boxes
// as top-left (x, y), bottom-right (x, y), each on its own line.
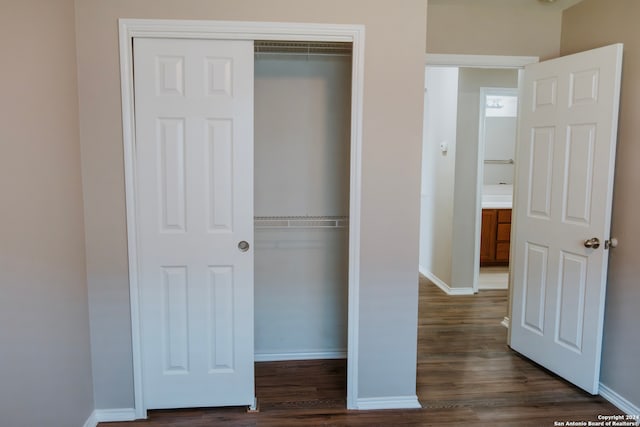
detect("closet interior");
top-left (253, 41), bottom-right (353, 362)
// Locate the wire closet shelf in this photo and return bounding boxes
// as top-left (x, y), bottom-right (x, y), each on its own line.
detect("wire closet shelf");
top-left (254, 215), bottom-right (349, 229)
top-left (254, 40), bottom-right (353, 57)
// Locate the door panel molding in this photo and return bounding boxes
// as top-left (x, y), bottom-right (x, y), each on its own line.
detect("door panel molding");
top-left (133, 36), bottom-right (256, 410)
top-left (510, 43), bottom-right (623, 394)
top-left (119, 19), bottom-right (365, 418)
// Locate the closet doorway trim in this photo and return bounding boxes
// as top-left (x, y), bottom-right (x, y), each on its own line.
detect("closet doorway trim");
top-left (119, 19), bottom-right (364, 419)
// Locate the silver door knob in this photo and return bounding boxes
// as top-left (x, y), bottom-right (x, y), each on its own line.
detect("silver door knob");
top-left (238, 241), bottom-right (250, 252)
top-left (584, 237), bottom-right (600, 249)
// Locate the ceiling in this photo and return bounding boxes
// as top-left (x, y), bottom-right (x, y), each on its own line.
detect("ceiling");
top-left (428, 0), bottom-right (585, 11)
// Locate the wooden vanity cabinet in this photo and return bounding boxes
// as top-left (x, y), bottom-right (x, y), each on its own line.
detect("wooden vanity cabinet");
top-left (480, 208), bottom-right (511, 266)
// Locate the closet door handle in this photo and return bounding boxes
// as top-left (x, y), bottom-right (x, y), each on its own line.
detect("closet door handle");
top-left (238, 241), bottom-right (250, 252)
top-left (583, 237), bottom-right (600, 249)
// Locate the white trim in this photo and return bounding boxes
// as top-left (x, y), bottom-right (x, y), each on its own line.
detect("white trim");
top-left (82, 411), bottom-right (98, 427)
top-left (254, 350), bottom-right (347, 362)
top-left (418, 264), bottom-right (429, 278)
top-left (119, 18), bottom-right (365, 417)
top-left (248, 397), bottom-right (259, 412)
top-left (355, 396), bottom-right (422, 410)
top-left (426, 53), bottom-right (539, 68)
top-left (420, 269), bottom-right (474, 296)
top-left (444, 286), bottom-right (475, 296)
top-left (599, 383), bottom-right (640, 417)
top-left (93, 408), bottom-right (138, 423)
top-left (118, 20), bottom-right (144, 420)
top-left (501, 316), bottom-right (510, 328)
top-left (346, 22), bottom-right (365, 412)
top-left (119, 19), bottom-right (361, 42)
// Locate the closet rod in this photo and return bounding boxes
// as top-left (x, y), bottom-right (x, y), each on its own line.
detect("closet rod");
top-left (254, 215), bottom-right (349, 229)
top-left (484, 159), bottom-right (514, 165)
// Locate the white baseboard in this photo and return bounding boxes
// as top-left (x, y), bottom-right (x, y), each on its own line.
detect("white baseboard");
top-left (82, 411), bottom-right (98, 427)
top-left (478, 283), bottom-right (509, 290)
top-left (420, 268), bottom-right (474, 296)
top-left (599, 383), bottom-right (640, 417)
top-left (501, 316), bottom-right (510, 328)
top-left (355, 395), bottom-right (422, 410)
top-left (94, 408), bottom-right (137, 423)
top-left (418, 264), bottom-right (429, 278)
top-left (255, 350), bottom-right (347, 362)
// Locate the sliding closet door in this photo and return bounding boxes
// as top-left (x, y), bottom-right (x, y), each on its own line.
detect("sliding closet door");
top-left (133, 38), bottom-right (254, 409)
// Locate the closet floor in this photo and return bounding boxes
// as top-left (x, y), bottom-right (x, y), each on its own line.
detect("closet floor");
top-left (100, 276), bottom-right (620, 426)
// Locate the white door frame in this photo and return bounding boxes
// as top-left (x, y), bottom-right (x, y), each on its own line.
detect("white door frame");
top-left (423, 53), bottom-right (538, 296)
top-left (119, 19), bottom-right (365, 418)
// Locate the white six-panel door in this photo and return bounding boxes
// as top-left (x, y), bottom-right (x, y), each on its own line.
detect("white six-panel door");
top-left (510, 44), bottom-right (623, 394)
top-left (133, 38), bottom-right (255, 409)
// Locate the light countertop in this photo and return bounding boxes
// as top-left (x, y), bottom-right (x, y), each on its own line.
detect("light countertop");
top-left (482, 184), bottom-right (513, 209)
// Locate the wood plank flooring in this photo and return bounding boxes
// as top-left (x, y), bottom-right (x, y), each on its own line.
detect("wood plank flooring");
top-left (101, 276), bottom-right (621, 426)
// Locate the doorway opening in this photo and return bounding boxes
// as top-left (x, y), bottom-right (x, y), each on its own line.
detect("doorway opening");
top-left (419, 57), bottom-right (532, 297)
top-left (477, 87), bottom-right (518, 291)
top-left (418, 54), bottom-right (537, 334)
top-left (420, 45), bottom-right (624, 398)
top-left (253, 40), bottom-right (352, 409)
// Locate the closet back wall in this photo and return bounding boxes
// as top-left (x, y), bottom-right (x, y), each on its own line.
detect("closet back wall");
top-left (254, 53), bottom-right (351, 360)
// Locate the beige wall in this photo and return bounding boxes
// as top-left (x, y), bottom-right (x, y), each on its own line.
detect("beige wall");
top-left (561, 0), bottom-right (640, 409)
top-left (74, 0), bottom-right (427, 408)
top-left (427, 0), bottom-right (562, 60)
top-left (0, 1), bottom-right (94, 426)
top-left (420, 67), bottom-right (459, 287)
top-left (450, 68), bottom-right (519, 289)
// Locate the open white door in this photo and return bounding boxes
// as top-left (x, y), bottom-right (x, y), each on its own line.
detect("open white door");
top-left (510, 44), bottom-right (623, 394)
top-left (134, 38), bottom-right (255, 409)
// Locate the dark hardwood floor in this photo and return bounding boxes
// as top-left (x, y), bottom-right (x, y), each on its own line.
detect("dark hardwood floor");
top-left (101, 276), bottom-right (620, 426)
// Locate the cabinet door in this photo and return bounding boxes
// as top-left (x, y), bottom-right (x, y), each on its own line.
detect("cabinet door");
top-left (497, 209), bottom-right (512, 223)
top-left (480, 209), bottom-right (497, 263)
top-left (497, 223), bottom-right (511, 242)
top-left (495, 242), bottom-right (511, 262)
top-left (495, 209), bottom-right (512, 263)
